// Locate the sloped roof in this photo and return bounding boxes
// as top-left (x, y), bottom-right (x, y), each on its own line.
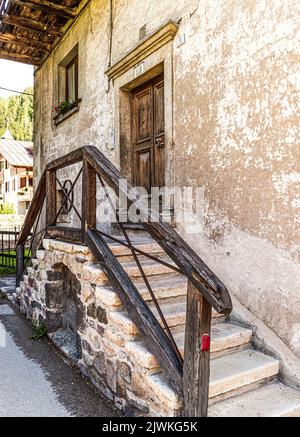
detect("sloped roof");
top-left (0, 138), bottom-right (33, 167)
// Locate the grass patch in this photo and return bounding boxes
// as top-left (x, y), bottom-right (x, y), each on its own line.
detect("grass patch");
top-left (0, 249), bottom-right (31, 275)
top-left (31, 321), bottom-right (47, 341)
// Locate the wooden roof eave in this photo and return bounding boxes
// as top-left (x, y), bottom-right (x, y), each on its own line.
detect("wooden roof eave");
top-left (0, 0), bottom-right (83, 67)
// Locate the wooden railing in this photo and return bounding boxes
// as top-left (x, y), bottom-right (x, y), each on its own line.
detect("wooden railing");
top-left (16, 146), bottom-right (232, 416)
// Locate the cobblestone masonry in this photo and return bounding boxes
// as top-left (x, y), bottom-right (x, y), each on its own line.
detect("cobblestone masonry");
top-left (13, 239), bottom-right (182, 417)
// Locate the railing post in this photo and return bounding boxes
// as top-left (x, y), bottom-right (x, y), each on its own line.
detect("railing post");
top-left (82, 158), bottom-right (96, 241)
top-left (16, 243), bottom-right (24, 287)
top-left (183, 280), bottom-right (212, 417)
top-left (46, 169), bottom-right (57, 228)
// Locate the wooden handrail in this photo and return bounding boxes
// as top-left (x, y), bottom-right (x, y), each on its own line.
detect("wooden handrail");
top-left (83, 146), bottom-right (232, 315)
top-left (17, 170), bottom-right (46, 246)
top-left (86, 228), bottom-right (183, 392)
top-left (16, 145), bottom-right (233, 416)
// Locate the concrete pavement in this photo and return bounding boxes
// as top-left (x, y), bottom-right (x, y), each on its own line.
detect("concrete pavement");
top-left (0, 298), bottom-right (121, 417)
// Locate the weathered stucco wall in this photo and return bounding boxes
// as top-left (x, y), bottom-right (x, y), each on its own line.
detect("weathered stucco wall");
top-left (34, 1), bottom-right (300, 356)
top-left (173, 0), bottom-right (300, 356)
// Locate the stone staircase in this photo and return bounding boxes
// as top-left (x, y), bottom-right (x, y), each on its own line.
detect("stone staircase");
top-left (106, 236), bottom-right (300, 417)
top-left (14, 235), bottom-right (300, 416)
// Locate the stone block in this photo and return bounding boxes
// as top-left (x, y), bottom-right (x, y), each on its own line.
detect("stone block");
top-left (95, 286), bottom-right (122, 307)
top-left (109, 311), bottom-right (139, 337)
top-left (81, 338), bottom-right (95, 357)
top-left (106, 327), bottom-right (125, 347)
top-left (87, 302), bottom-right (97, 318)
top-left (117, 361), bottom-right (132, 384)
top-left (81, 284), bottom-right (93, 303)
top-left (146, 373), bottom-right (182, 410)
top-left (82, 263), bottom-right (107, 284)
top-left (94, 351), bottom-right (106, 375)
top-left (97, 306), bottom-right (108, 324)
top-left (45, 309), bottom-right (63, 333)
top-left (45, 282), bottom-right (63, 309)
top-left (46, 270), bottom-right (64, 281)
top-left (106, 359), bottom-right (117, 393)
top-left (102, 338), bottom-right (118, 358)
top-left (28, 276), bottom-right (37, 289)
top-left (125, 340), bottom-right (158, 369)
top-left (86, 327), bottom-right (101, 350)
top-left (36, 250), bottom-right (45, 260)
top-left (131, 371), bottom-right (150, 398)
top-left (126, 390), bottom-right (149, 414)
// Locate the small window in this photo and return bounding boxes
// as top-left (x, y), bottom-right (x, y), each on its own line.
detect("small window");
top-left (20, 177), bottom-right (26, 189)
top-left (5, 182), bottom-right (9, 192)
top-left (29, 178), bottom-right (33, 187)
top-left (66, 55), bottom-right (78, 103)
top-left (5, 160), bottom-right (9, 170)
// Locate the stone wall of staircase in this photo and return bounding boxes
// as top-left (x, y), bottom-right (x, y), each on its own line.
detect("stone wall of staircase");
top-left (10, 237), bottom-right (300, 417)
top-left (13, 239), bottom-right (182, 417)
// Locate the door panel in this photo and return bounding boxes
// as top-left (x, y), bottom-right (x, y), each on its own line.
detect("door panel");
top-left (153, 77), bottom-right (165, 188)
top-left (132, 75), bottom-right (165, 193)
top-left (135, 87), bottom-right (153, 142)
top-left (135, 149), bottom-right (152, 193)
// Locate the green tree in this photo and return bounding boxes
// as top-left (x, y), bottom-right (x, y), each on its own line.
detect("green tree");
top-left (0, 87), bottom-right (33, 141)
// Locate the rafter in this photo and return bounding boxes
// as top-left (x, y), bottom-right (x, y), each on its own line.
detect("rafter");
top-left (0, 32), bottom-right (51, 52)
top-left (10, 0), bottom-right (77, 19)
top-left (1, 14), bottom-right (62, 36)
top-left (0, 50), bottom-right (40, 65)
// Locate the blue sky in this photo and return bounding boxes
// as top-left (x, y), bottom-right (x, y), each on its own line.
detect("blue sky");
top-left (0, 59), bottom-right (34, 98)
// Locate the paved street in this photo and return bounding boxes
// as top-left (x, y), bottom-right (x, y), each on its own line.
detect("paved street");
top-left (0, 297), bottom-right (120, 417)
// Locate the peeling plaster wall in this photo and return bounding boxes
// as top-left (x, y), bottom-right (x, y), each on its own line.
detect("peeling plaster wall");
top-left (174, 0), bottom-right (300, 356)
top-left (34, 0), bottom-right (300, 356)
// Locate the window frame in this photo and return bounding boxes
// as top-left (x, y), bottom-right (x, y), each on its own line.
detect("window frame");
top-left (65, 54), bottom-right (78, 103)
top-left (20, 177), bottom-right (27, 189)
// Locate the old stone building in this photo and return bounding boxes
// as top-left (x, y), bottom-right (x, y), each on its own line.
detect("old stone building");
top-left (1, 0), bottom-right (300, 417)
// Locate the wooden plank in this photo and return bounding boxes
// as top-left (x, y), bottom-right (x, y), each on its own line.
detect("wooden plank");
top-left (0, 50), bottom-right (41, 66)
top-left (0, 33), bottom-right (51, 52)
top-left (83, 145), bottom-right (232, 315)
top-left (46, 170), bottom-right (57, 227)
top-left (86, 228), bottom-right (183, 393)
top-left (82, 159), bottom-right (96, 240)
top-left (46, 147), bottom-right (83, 171)
top-left (17, 170), bottom-right (46, 246)
top-left (10, 0), bottom-right (77, 19)
top-left (1, 15), bottom-right (62, 36)
top-left (16, 244), bottom-right (24, 287)
top-left (183, 281), bottom-right (212, 417)
top-left (46, 226), bottom-right (83, 243)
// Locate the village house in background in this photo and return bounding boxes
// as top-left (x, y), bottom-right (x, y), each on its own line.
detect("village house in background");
top-left (0, 129), bottom-right (33, 216)
top-left (1, 0), bottom-right (300, 417)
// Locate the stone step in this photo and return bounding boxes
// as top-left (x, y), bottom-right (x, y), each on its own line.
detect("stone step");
top-left (109, 295), bottom-right (224, 336)
top-left (148, 295), bottom-right (225, 329)
top-left (148, 296), bottom-right (186, 328)
top-left (108, 238), bottom-right (164, 258)
top-left (120, 256), bottom-right (177, 278)
top-left (83, 256), bottom-right (177, 285)
top-left (126, 323), bottom-right (252, 370)
top-left (146, 349), bottom-right (279, 410)
top-left (133, 274), bottom-right (187, 301)
top-left (171, 322), bottom-right (253, 357)
top-left (209, 382), bottom-right (300, 417)
top-left (209, 349), bottom-right (279, 400)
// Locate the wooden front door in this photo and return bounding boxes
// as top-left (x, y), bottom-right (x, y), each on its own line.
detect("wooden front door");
top-left (132, 75), bottom-right (165, 193)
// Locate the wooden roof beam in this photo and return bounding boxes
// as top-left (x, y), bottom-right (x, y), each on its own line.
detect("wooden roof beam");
top-left (0, 50), bottom-right (40, 65)
top-left (0, 32), bottom-right (51, 52)
top-left (1, 14), bottom-right (62, 36)
top-left (10, 0), bottom-right (77, 19)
